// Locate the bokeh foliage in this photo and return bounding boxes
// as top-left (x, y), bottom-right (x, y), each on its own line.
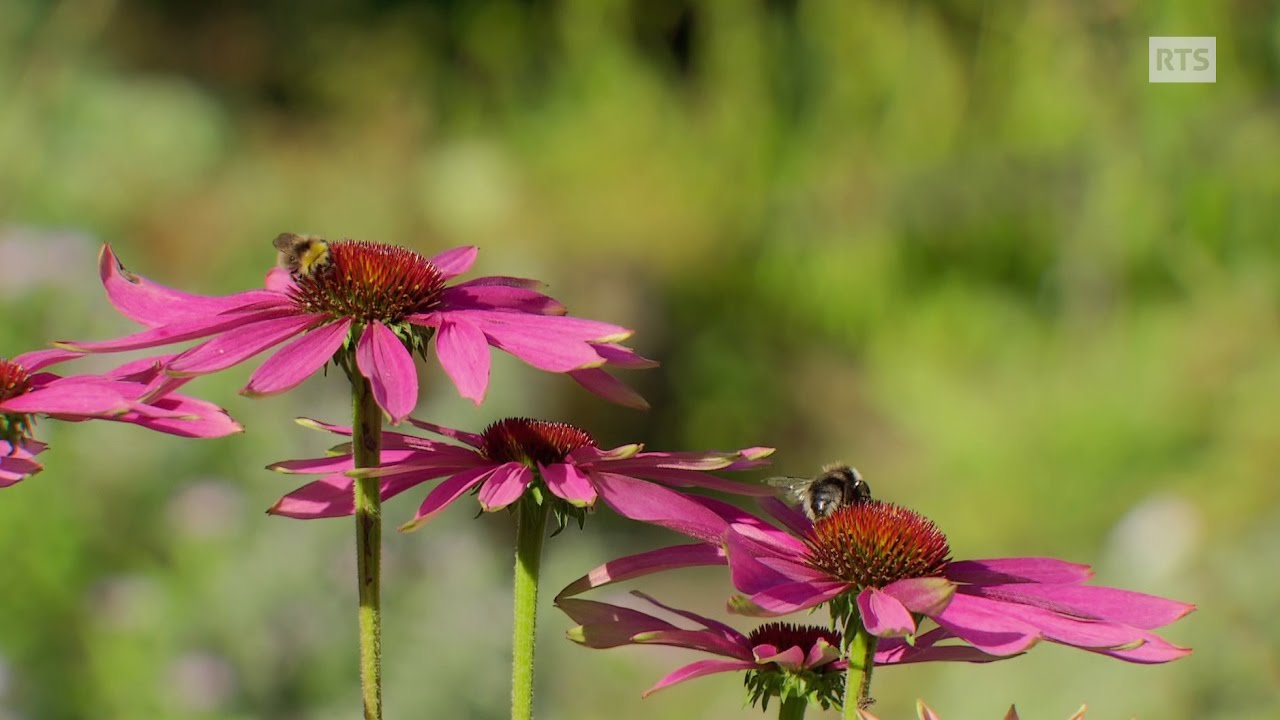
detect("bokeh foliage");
top-left (1, 0), bottom-right (1277, 718)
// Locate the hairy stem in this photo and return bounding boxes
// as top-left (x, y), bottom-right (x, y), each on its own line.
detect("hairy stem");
top-left (352, 373), bottom-right (383, 720)
top-left (511, 498), bottom-right (549, 720)
top-left (842, 610), bottom-right (877, 718)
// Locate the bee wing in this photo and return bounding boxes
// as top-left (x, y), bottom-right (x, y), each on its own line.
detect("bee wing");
top-left (763, 475), bottom-right (810, 504)
top-left (273, 233), bottom-right (303, 253)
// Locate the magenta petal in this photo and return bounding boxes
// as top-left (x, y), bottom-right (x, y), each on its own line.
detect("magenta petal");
top-left (759, 497), bottom-right (814, 537)
top-left (559, 598), bottom-right (678, 648)
top-left (125, 395), bottom-right (243, 437)
top-left (729, 580), bottom-right (848, 617)
top-left (632, 591), bottom-right (746, 641)
top-left (269, 474), bottom-right (357, 518)
top-left (355, 321), bottom-right (419, 423)
top-left (592, 471), bottom-right (731, 544)
top-left (404, 417), bottom-right (485, 448)
top-left (568, 368), bottom-right (649, 410)
top-left (636, 629), bottom-right (753, 661)
top-left (98, 245), bottom-right (286, 327)
top-left (428, 245), bottom-right (478, 279)
top-left (881, 577), bottom-right (956, 617)
top-left (557, 543), bottom-right (726, 600)
top-left (930, 593), bottom-right (1042, 656)
top-left (964, 583), bottom-right (1195, 629)
top-left (642, 659), bottom-right (758, 697)
top-left (440, 283), bottom-right (566, 315)
top-left (169, 314), bottom-right (323, 375)
top-left (477, 462), bottom-right (532, 511)
top-left (244, 319), bottom-right (352, 396)
top-left (591, 343), bottom-right (659, 369)
top-left (434, 319), bottom-right (491, 404)
top-left (946, 557), bottom-right (1093, 585)
top-left (270, 470), bottom-right (430, 519)
top-left (858, 587), bottom-right (918, 637)
top-left (1, 379), bottom-right (128, 416)
top-left (752, 645), bottom-right (807, 671)
top-left (1092, 633), bottom-right (1192, 664)
top-left (540, 462), bottom-right (597, 507)
top-left (12, 348), bottom-right (83, 373)
top-left (724, 526), bottom-right (816, 595)
top-left (59, 307), bottom-right (295, 354)
top-left (403, 466), bottom-right (496, 529)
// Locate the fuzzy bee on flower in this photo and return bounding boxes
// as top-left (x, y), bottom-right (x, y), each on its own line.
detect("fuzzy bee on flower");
top-left (273, 233), bottom-right (332, 278)
top-left (767, 463), bottom-right (871, 523)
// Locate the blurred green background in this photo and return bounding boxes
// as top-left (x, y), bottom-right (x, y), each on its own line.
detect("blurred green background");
top-left (1, 0), bottom-right (1276, 718)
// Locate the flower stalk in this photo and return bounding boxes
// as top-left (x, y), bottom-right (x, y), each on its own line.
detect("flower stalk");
top-left (511, 493), bottom-right (550, 720)
top-left (779, 695), bottom-right (809, 720)
top-left (351, 370), bottom-right (383, 720)
top-left (842, 609), bottom-right (877, 718)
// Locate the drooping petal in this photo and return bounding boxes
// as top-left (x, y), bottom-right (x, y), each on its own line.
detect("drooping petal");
top-left (268, 471), bottom-right (429, 519)
top-left (167, 314), bottom-right (324, 376)
top-left (404, 417), bottom-right (485, 448)
top-left (428, 246), bottom-right (478, 279)
top-left (403, 465), bottom-right (497, 529)
top-left (858, 587), bottom-right (918, 637)
top-left (447, 310), bottom-right (625, 371)
top-left (568, 368), bottom-right (649, 410)
top-left (559, 598), bottom-right (679, 649)
top-left (1, 378), bottom-right (129, 416)
top-left (98, 244), bottom-right (286, 327)
top-left (355, 321), bottom-right (419, 423)
top-left (635, 629), bottom-right (754, 662)
top-left (477, 462), bottom-right (533, 510)
top-left (604, 465), bottom-right (774, 496)
top-left (641, 659), bottom-right (758, 697)
top-left (12, 348), bottom-right (83, 373)
top-left (729, 580), bottom-right (849, 617)
top-left (557, 543), bottom-right (726, 600)
top-left (592, 471), bottom-right (732, 544)
top-left (929, 593), bottom-right (1043, 656)
top-left (946, 557), bottom-right (1093, 585)
top-left (122, 395), bottom-right (243, 438)
top-left (440, 283), bottom-right (566, 315)
top-left (243, 318), bottom-right (352, 397)
top-left (540, 462), bottom-right (597, 507)
top-left (590, 343), bottom-right (659, 369)
top-left (881, 577), bottom-right (956, 617)
top-left (962, 583), bottom-right (1195, 629)
top-left (433, 319), bottom-right (491, 404)
top-left (1090, 632), bottom-right (1191, 664)
top-left (58, 306), bottom-right (297, 354)
top-left (632, 591), bottom-right (746, 642)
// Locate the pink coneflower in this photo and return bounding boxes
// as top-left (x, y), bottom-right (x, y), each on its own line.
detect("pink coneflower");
top-left (58, 242), bottom-right (653, 423)
top-left (559, 591), bottom-right (845, 709)
top-left (732, 500), bottom-right (1193, 665)
top-left (559, 497), bottom-right (1194, 665)
top-left (267, 416), bottom-right (774, 532)
top-left (0, 348), bottom-right (242, 486)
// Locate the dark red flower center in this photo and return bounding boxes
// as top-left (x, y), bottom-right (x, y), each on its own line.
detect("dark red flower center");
top-left (748, 622), bottom-right (842, 664)
top-left (804, 501), bottom-right (951, 589)
top-left (288, 240), bottom-right (446, 324)
top-left (480, 418), bottom-right (595, 467)
top-left (0, 358), bottom-right (35, 445)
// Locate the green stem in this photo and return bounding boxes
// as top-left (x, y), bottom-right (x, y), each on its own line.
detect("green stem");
top-left (511, 498), bottom-right (549, 720)
top-left (842, 611), bottom-right (877, 718)
top-left (352, 373), bottom-right (383, 720)
top-left (778, 695), bottom-right (808, 720)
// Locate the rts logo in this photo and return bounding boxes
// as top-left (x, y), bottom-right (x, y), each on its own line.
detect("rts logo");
top-left (1149, 37), bottom-right (1216, 83)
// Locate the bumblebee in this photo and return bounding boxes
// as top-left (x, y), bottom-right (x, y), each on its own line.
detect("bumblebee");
top-left (767, 463), bottom-right (871, 522)
top-left (273, 233), bottom-right (332, 278)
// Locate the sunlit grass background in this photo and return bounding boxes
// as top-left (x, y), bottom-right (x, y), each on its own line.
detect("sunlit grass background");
top-left (2, 1), bottom-right (1277, 718)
